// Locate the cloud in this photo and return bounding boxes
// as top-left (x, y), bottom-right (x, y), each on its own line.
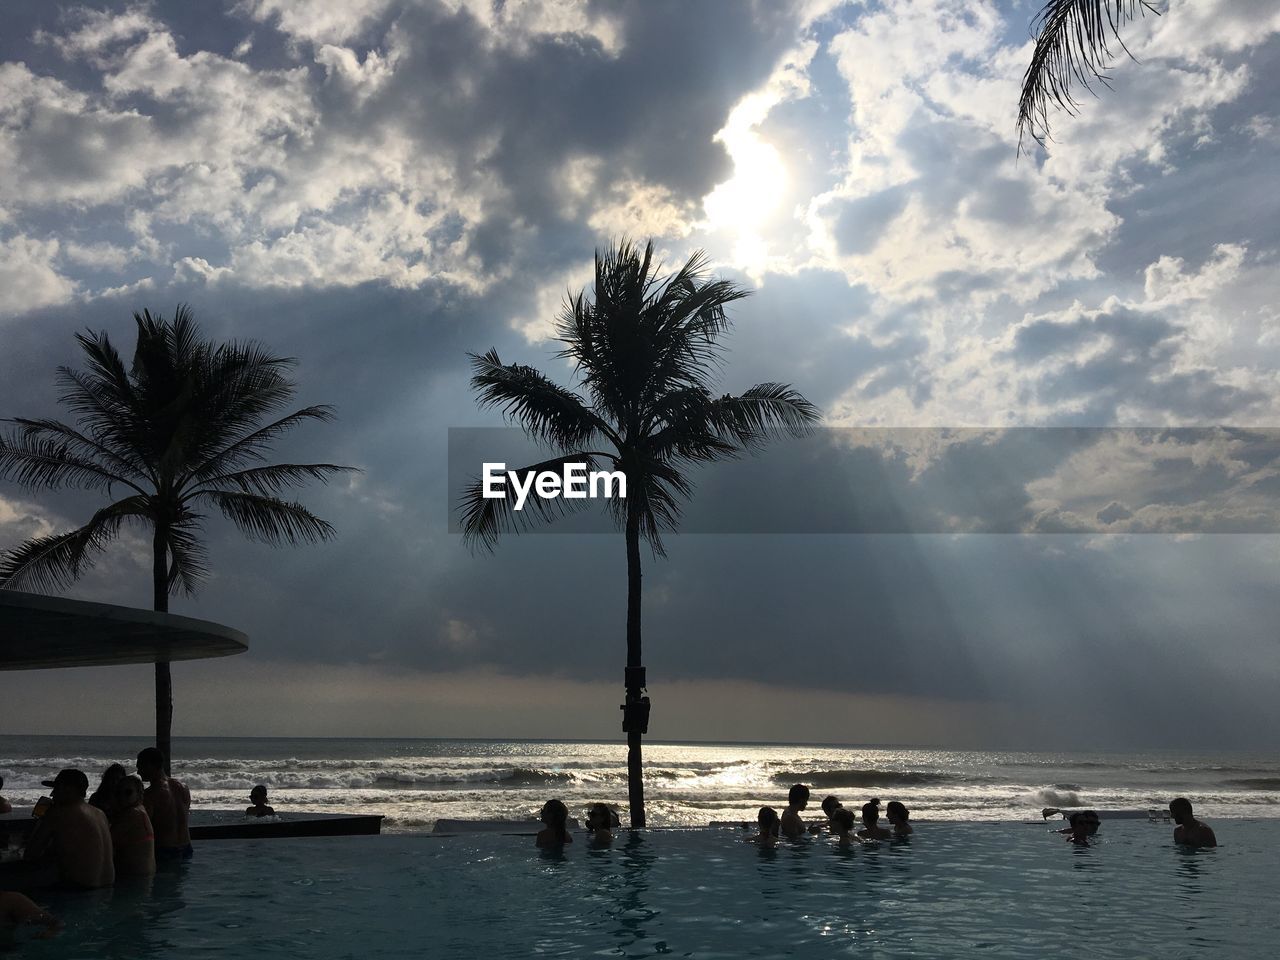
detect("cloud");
top-left (0, 234), bottom-right (76, 315)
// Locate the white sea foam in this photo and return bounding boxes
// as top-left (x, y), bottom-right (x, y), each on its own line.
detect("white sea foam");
top-left (3, 737), bottom-right (1277, 832)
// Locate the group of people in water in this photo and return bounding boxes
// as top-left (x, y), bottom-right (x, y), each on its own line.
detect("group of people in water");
top-left (534, 784), bottom-right (915, 850)
top-left (534, 783), bottom-right (1220, 853)
top-left (18, 748), bottom-right (195, 891)
top-left (0, 749), bottom-right (280, 939)
top-left (749, 786), bottom-right (912, 847)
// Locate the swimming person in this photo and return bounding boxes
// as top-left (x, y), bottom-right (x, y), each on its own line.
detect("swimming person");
top-left (828, 808), bottom-right (861, 847)
top-left (110, 776), bottom-right (155, 878)
top-left (886, 800), bottom-right (913, 837)
top-left (0, 891), bottom-right (60, 939)
top-left (1054, 810), bottom-right (1099, 838)
top-left (748, 807), bottom-right (780, 846)
top-left (136, 748), bottom-right (193, 861)
top-left (22, 769), bottom-right (114, 889)
top-left (1064, 813), bottom-right (1094, 846)
top-left (88, 763), bottom-right (127, 816)
top-left (856, 800), bottom-right (892, 841)
top-left (585, 803), bottom-right (618, 844)
top-left (536, 799), bottom-right (572, 848)
top-left (246, 785), bottom-right (276, 817)
top-left (811, 794), bottom-right (843, 834)
top-left (1169, 798), bottom-right (1217, 848)
top-left (780, 784), bottom-right (811, 839)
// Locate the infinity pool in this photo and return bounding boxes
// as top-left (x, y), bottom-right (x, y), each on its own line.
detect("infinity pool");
top-left (13, 820), bottom-right (1277, 958)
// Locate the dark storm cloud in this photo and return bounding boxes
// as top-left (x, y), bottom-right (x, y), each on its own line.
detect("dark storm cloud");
top-left (257, 0), bottom-right (802, 268)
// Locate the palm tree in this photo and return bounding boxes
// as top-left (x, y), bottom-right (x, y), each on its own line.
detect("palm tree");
top-left (1018, 0), bottom-right (1161, 153)
top-left (458, 240), bottom-right (820, 827)
top-left (0, 306), bottom-right (353, 769)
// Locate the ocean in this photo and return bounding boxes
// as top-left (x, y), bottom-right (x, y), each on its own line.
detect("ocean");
top-left (2, 736), bottom-right (1276, 832)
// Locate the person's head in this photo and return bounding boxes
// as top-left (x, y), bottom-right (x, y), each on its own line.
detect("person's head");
top-left (116, 775), bottom-right (145, 809)
top-left (886, 801), bottom-right (909, 824)
top-left (250, 785), bottom-right (269, 805)
top-left (820, 795), bottom-right (842, 818)
top-left (1169, 797), bottom-right (1194, 824)
top-left (98, 763), bottom-right (126, 788)
top-left (1069, 818), bottom-right (1090, 842)
top-left (788, 784), bottom-right (810, 809)
top-left (586, 802), bottom-right (618, 831)
top-left (757, 806), bottom-right (780, 836)
top-left (0, 775), bottom-right (5, 790)
top-left (136, 747), bottom-right (166, 781)
top-left (830, 808), bottom-right (855, 835)
top-left (541, 798), bottom-right (569, 839)
top-left (1068, 810), bottom-right (1100, 836)
top-left (861, 801), bottom-right (880, 826)
top-left (42, 768), bottom-right (89, 804)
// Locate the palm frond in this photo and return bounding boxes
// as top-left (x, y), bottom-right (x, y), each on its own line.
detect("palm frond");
top-left (194, 490), bottom-right (336, 546)
top-left (192, 462), bottom-right (357, 497)
top-left (458, 453), bottom-right (604, 552)
top-left (185, 405), bottom-right (338, 483)
top-left (0, 427), bottom-right (142, 493)
top-left (193, 491), bottom-right (335, 545)
top-left (0, 496), bottom-right (150, 592)
top-left (1018, 0), bottom-right (1160, 153)
top-left (8, 417), bottom-right (152, 488)
top-left (709, 384), bottom-right (822, 450)
top-left (469, 350), bottom-right (609, 451)
top-left (166, 515), bottom-right (210, 597)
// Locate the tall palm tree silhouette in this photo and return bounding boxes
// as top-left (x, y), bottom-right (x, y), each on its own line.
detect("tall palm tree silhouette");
top-left (459, 240), bottom-right (820, 826)
top-left (0, 306), bottom-right (353, 769)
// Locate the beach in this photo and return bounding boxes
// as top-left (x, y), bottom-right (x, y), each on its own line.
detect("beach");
top-left (3, 736), bottom-right (1276, 831)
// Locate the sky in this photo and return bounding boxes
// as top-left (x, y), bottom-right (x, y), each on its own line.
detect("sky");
top-left (2, 0), bottom-right (1279, 749)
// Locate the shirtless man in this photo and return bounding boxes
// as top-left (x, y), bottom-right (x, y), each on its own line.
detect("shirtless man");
top-left (22, 769), bottom-right (114, 889)
top-left (136, 748), bottom-right (193, 861)
top-left (779, 784), bottom-right (811, 839)
top-left (1170, 797), bottom-right (1217, 848)
top-left (110, 776), bottom-right (155, 878)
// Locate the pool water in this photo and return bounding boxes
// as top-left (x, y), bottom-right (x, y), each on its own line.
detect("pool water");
top-left (13, 820), bottom-right (1277, 959)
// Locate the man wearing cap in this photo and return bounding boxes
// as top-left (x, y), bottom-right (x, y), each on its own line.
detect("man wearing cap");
top-left (23, 769), bottom-right (115, 889)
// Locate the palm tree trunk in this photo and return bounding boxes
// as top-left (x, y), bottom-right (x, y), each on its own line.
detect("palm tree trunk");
top-left (624, 504), bottom-right (646, 828)
top-left (152, 523), bottom-right (173, 775)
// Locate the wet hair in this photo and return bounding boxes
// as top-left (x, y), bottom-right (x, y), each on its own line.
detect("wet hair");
top-left (116, 775), bottom-right (144, 806)
top-left (1170, 797), bottom-right (1193, 817)
top-left (861, 801), bottom-right (880, 822)
top-left (788, 784), bottom-right (810, 806)
top-left (821, 795), bottom-right (842, 817)
top-left (758, 806), bottom-right (780, 836)
top-left (136, 747), bottom-right (166, 772)
top-left (831, 808), bottom-right (855, 833)
top-left (251, 784), bottom-right (269, 801)
top-left (587, 802), bottom-right (619, 830)
top-left (886, 801), bottom-right (909, 822)
top-left (541, 799), bottom-right (570, 843)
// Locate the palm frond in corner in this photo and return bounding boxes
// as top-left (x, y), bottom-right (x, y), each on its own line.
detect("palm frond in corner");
top-left (1017, 0), bottom-right (1162, 154)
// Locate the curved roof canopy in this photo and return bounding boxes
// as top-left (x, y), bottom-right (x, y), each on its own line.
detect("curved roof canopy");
top-left (0, 590), bottom-right (248, 670)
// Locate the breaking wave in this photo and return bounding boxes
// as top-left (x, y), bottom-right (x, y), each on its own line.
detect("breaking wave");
top-left (770, 769), bottom-right (970, 788)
